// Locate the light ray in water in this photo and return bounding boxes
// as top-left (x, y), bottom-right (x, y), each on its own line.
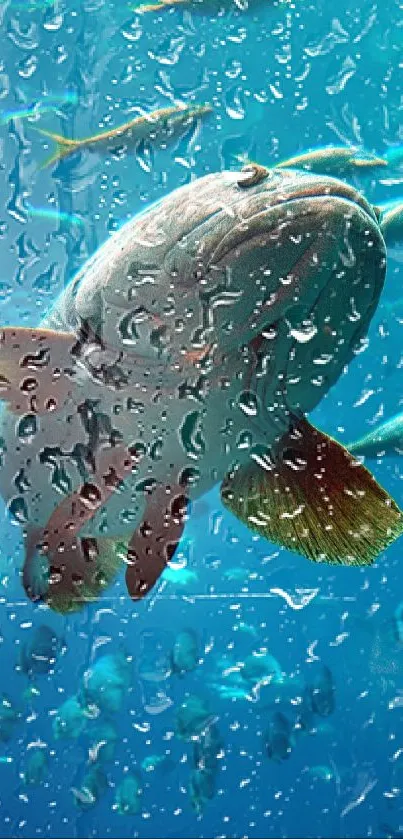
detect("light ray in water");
top-left (24, 204), bottom-right (85, 227)
top-left (1, 93), bottom-right (78, 125)
top-left (8, 0), bottom-right (59, 10)
top-left (340, 777), bottom-right (378, 818)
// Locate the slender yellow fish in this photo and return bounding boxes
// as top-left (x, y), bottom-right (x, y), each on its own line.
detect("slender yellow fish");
top-left (133, 0), bottom-right (289, 14)
top-left (275, 145), bottom-right (388, 176)
top-left (36, 103), bottom-right (212, 168)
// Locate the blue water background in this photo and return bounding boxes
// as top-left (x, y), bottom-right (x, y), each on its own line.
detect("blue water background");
top-left (0, 0), bottom-right (402, 836)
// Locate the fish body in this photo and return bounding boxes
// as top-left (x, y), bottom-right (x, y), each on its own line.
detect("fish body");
top-left (134, 0), bottom-right (288, 15)
top-left (87, 722), bottom-right (118, 764)
top-left (141, 753), bottom-right (175, 773)
top-left (171, 629), bottom-right (199, 674)
top-left (308, 665), bottom-right (335, 717)
top-left (193, 722), bottom-right (223, 772)
top-left (20, 624), bottom-right (62, 677)
top-left (72, 766), bottom-right (108, 809)
top-left (295, 687), bottom-right (317, 735)
top-left (276, 145), bottom-right (387, 177)
top-left (175, 695), bottom-right (214, 740)
top-left (53, 696), bottom-right (87, 740)
top-left (189, 767), bottom-right (216, 813)
top-left (23, 748), bottom-right (48, 785)
top-left (37, 103), bottom-right (211, 168)
top-left (115, 774), bottom-right (142, 815)
top-left (348, 414), bottom-right (403, 458)
top-left (138, 630), bottom-right (173, 682)
top-left (264, 710), bottom-right (293, 762)
top-left (241, 652), bottom-right (284, 689)
top-left (81, 653), bottom-right (131, 714)
top-left (0, 165), bottom-right (402, 613)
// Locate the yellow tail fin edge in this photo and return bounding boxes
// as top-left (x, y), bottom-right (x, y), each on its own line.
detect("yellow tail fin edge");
top-left (35, 128), bottom-right (81, 169)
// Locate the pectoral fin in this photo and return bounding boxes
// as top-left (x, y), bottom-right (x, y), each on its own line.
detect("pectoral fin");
top-left (23, 533), bottom-right (126, 614)
top-left (0, 327), bottom-right (77, 415)
top-left (221, 417), bottom-right (403, 566)
top-left (22, 444), bottom-right (133, 613)
top-left (126, 484), bottom-right (189, 600)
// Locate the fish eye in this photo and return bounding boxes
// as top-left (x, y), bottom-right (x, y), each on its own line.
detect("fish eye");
top-left (237, 164), bottom-right (280, 189)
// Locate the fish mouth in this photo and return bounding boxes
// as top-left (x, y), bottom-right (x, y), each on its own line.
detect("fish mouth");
top-left (209, 172), bottom-right (380, 275)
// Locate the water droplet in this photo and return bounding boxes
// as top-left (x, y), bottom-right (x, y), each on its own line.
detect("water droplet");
top-left (79, 483), bottom-right (102, 511)
top-left (18, 413), bottom-right (37, 443)
top-left (237, 431), bottom-right (253, 450)
top-left (289, 321), bottom-right (318, 343)
top-left (51, 465), bottom-right (72, 496)
top-left (179, 411), bottom-right (206, 459)
top-left (8, 496), bottom-right (29, 525)
top-left (238, 391), bottom-right (259, 417)
top-left (18, 55), bottom-right (38, 79)
top-left (118, 309), bottom-right (145, 344)
top-left (21, 377), bottom-right (38, 395)
top-left (281, 448), bottom-right (307, 472)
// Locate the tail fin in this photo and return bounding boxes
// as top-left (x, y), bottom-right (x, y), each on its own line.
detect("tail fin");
top-left (35, 128), bottom-right (81, 169)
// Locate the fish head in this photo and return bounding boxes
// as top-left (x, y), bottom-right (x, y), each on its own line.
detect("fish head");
top-left (76, 166), bottom-right (385, 422)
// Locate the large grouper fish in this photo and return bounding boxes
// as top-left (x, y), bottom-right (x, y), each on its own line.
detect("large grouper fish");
top-left (1, 163), bottom-right (402, 614)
